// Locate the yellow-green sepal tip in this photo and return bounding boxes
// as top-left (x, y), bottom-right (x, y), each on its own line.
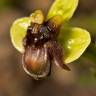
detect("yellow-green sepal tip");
top-left (47, 0), bottom-right (79, 22)
top-left (10, 17), bottom-right (31, 53)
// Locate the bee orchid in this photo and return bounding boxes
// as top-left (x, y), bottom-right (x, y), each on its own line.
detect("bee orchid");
top-left (10, 0), bottom-right (91, 80)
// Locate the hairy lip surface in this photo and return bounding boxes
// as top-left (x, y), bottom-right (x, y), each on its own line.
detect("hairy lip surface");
top-left (22, 15), bottom-right (70, 80)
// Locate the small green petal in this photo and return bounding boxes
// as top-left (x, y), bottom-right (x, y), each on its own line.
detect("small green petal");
top-left (10, 17), bottom-right (31, 53)
top-left (47, 0), bottom-right (78, 22)
top-left (58, 27), bottom-right (91, 64)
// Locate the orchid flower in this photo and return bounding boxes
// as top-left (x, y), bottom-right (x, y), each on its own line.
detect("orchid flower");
top-left (10, 0), bottom-right (91, 80)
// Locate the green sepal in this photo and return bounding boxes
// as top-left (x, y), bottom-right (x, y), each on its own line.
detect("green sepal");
top-left (58, 27), bottom-right (91, 64)
top-left (47, 0), bottom-right (78, 22)
top-left (10, 17), bottom-right (31, 53)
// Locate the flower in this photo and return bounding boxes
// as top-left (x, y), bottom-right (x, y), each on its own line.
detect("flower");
top-left (10, 0), bottom-right (91, 80)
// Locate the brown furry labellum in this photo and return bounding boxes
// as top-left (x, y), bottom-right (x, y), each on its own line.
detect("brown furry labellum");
top-left (22, 10), bottom-right (70, 80)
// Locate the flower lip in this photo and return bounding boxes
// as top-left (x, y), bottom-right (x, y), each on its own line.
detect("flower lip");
top-left (22, 11), bottom-right (70, 79)
top-left (22, 46), bottom-right (51, 80)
